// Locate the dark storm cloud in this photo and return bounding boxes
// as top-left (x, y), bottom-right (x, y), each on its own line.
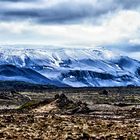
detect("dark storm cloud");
top-left (116, 0), bottom-right (140, 9)
top-left (103, 42), bottom-right (140, 53)
top-left (3, 4), bottom-right (114, 24)
top-left (0, 0), bottom-right (140, 24)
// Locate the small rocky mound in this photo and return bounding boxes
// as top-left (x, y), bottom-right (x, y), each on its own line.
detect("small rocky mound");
top-left (33, 94), bottom-right (90, 115)
top-left (99, 89), bottom-right (109, 96)
top-left (0, 90), bottom-right (30, 106)
top-left (54, 94), bottom-right (73, 109)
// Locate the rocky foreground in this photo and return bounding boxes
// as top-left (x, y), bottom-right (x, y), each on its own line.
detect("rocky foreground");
top-left (0, 90), bottom-right (139, 140)
top-left (0, 113), bottom-right (139, 140)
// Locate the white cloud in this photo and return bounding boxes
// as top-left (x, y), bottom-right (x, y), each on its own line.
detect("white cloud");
top-left (0, 10), bottom-right (140, 47)
top-left (0, 22), bottom-right (29, 34)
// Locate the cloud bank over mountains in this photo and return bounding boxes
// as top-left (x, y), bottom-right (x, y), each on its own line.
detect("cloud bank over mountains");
top-left (0, 0), bottom-right (140, 58)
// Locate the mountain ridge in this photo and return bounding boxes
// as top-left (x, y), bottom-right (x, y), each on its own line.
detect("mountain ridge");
top-left (0, 48), bottom-right (139, 87)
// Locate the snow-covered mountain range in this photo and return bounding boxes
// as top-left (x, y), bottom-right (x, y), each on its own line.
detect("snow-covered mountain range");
top-left (0, 47), bottom-right (140, 87)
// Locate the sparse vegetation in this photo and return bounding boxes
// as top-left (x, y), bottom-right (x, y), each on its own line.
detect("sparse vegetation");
top-left (18, 100), bottom-right (39, 110)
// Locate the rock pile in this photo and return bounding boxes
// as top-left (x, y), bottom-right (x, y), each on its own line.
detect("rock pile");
top-left (33, 94), bottom-right (91, 115)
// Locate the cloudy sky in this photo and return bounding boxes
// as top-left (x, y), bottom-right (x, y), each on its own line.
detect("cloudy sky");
top-left (0, 0), bottom-right (140, 58)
